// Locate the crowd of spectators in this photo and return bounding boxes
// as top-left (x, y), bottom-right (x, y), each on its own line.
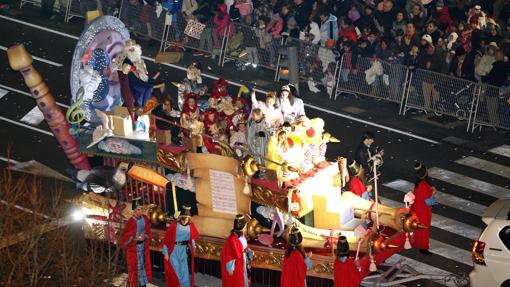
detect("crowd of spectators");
top-left (112, 0), bottom-right (510, 90)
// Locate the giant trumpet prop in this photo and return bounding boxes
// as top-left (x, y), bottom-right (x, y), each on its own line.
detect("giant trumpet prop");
top-left (7, 44), bottom-right (90, 170)
top-left (341, 191), bottom-right (424, 232)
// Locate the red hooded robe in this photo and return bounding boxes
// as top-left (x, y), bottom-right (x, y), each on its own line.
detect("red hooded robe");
top-left (410, 180), bottom-right (433, 249)
top-left (162, 221), bottom-right (200, 287)
top-left (334, 257), bottom-right (362, 287)
top-left (119, 215), bottom-right (153, 287)
top-left (221, 233), bottom-right (248, 287)
top-left (348, 176), bottom-right (366, 197)
top-left (212, 78), bottom-right (229, 99)
top-left (281, 250), bottom-right (307, 287)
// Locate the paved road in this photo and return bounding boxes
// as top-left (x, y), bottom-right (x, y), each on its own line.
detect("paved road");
top-left (1, 7), bottom-right (510, 287)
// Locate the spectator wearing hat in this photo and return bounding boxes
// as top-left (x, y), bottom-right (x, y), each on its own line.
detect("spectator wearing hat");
top-left (162, 205), bottom-right (200, 287)
top-left (221, 214), bottom-right (254, 287)
top-left (333, 236), bottom-right (362, 287)
top-left (420, 33), bottom-right (434, 50)
top-left (411, 163), bottom-right (437, 255)
top-left (281, 226), bottom-right (313, 287)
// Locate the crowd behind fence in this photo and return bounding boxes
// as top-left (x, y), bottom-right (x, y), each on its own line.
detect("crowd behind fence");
top-left (61, 0), bottom-right (510, 132)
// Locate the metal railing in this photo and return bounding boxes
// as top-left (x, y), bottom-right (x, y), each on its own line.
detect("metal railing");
top-left (53, 0), bottom-right (510, 133)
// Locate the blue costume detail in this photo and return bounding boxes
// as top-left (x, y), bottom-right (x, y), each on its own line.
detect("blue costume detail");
top-left (135, 216), bottom-right (148, 286)
top-left (88, 48), bottom-right (110, 103)
top-left (162, 223), bottom-right (195, 287)
top-left (226, 236), bottom-right (252, 287)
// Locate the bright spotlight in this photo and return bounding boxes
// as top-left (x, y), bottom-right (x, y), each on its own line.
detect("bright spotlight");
top-left (72, 209), bottom-right (85, 221)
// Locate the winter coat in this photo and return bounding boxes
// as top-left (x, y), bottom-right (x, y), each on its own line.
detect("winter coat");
top-left (320, 14), bottom-right (338, 46)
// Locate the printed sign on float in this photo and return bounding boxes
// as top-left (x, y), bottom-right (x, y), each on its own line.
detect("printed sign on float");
top-left (209, 169), bottom-right (237, 214)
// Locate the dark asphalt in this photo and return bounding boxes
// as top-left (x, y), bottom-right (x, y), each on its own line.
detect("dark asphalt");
top-left (1, 4), bottom-right (510, 287)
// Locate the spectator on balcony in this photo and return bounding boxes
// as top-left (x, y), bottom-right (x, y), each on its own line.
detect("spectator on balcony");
top-left (300, 20), bottom-right (321, 45)
top-left (358, 5), bottom-right (380, 33)
top-left (446, 31), bottom-right (459, 52)
top-left (182, 0), bottom-right (197, 19)
top-left (392, 10), bottom-right (408, 35)
top-left (339, 40), bottom-right (359, 83)
top-left (293, 0), bottom-right (312, 30)
top-left (375, 38), bottom-right (394, 61)
top-left (235, 0), bottom-right (253, 24)
top-left (212, 3), bottom-right (235, 49)
top-left (420, 33), bottom-right (433, 50)
top-left (280, 5), bottom-right (292, 33)
top-left (467, 5), bottom-right (487, 30)
top-left (485, 22), bottom-right (504, 45)
top-left (266, 12), bottom-right (283, 39)
top-left (287, 17), bottom-right (300, 39)
top-left (319, 11), bottom-right (338, 47)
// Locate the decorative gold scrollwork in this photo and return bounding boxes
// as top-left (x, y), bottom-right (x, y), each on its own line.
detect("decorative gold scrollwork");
top-left (156, 149), bottom-right (186, 173)
top-left (251, 185), bottom-right (288, 212)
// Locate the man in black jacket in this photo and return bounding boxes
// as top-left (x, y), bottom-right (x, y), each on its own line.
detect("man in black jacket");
top-left (354, 131), bottom-right (376, 177)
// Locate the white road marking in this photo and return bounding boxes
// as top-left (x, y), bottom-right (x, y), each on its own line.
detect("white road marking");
top-left (0, 88), bottom-right (8, 100)
top-left (0, 156), bottom-right (20, 164)
top-left (0, 45), bottom-right (63, 67)
top-left (0, 115), bottom-right (53, 136)
top-left (455, 156), bottom-right (510, 179)
top-left (20, 106), bottom-right (45, 126)
top-left (383, 179), bottom-right (487, 216)
top-left (380, 197), bottom-right (482, 241)
top-left (428, 167), bottom-right (509, 199)
top-left (0, 84), bottom-right (70, 108)
top-left (488, 145), bottom-right (510, 158)
top-left (0, 15), bottom-right (441, 145)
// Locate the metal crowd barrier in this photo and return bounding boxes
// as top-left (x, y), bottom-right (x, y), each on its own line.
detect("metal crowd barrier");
top-left (334, 55), bottom-right (409, 104)
top-left (403, 69), bottom-right (478, 130)
top-left (220, 21), bottom-right (279, 71)
top-left (64, 0), bottom-right (84, 22)
top-left (118, 0), bottom-right (165, 42)
top-left (471, 84), bottom-right (510, 131)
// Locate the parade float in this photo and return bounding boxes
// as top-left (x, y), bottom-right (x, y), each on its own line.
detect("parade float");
top-left (7, 16), bottom-right (424, 284)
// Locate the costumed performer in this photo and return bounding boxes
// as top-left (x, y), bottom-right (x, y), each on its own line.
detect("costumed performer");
top-left (250, 90), bottom-right (283, 132)
top-left (152, 96), bottom-right (181, 145)
top-left (333, 236), bottom-right (362, 287)
top-left (119, 198), bottom-right (153, 287)
top-left (347, 160), bottom-right (372, 200)
top-left (114, 40), bottom-right (160, 111)
top-left (221, 214), bottom-right (254, 287)
top-left (202, 108), bottom-right (226, 154)
top-left (230, 119), bottom-right (248, 158)
top-left (234, 86), bottom-right (252, 117)
top-left (178, 63), bottom-right (207, 111)
top-left (180, 94), bottom-right (204, 152)
top-left (411, 162), bottom-right (436, 255)
top-left (247, 108), bottom-right (269, 165)
top-left (281, 226), bottom-right (312, 287)
top-left (209, 78), bottom-right (229, 111)
top-left (162, 205), bottom-right (200, 287)
top-left (276, 85), bottom-right (305, 124)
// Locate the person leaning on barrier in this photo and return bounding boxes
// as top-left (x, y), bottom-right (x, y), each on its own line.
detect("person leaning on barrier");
top-left (417, 43), bottom-right (445, 110)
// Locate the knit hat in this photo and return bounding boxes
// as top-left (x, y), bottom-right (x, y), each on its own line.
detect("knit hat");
top-left (233, 214), bottom-right (247, 232)
top-left (421, 34), bottom-right (433, 45)
top-left (288, 226), bottom-right (303, 246)
top-left (337, 236), bottom-right (350, 257)
top-left (414, 162), bottom-right (428, 179)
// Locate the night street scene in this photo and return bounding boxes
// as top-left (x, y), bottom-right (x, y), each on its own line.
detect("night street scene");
top-left (0, 0), bottom-right (509, 286)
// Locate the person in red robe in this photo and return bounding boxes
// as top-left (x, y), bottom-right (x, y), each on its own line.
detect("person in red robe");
top-left (410, 162), bottom-right (437, 255)
top-left (334, 236), bottom-right (362, 287)
top-left (162, 205), bottom-right (200, 287)
top-left (347, 160), bottom-right (373, 200)
top-left (281, 226), bottom-right (312, 287)
top-left (221, 214), bottom-right (253, 287)
top-left (119, 198), bottom-right (153, 287)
